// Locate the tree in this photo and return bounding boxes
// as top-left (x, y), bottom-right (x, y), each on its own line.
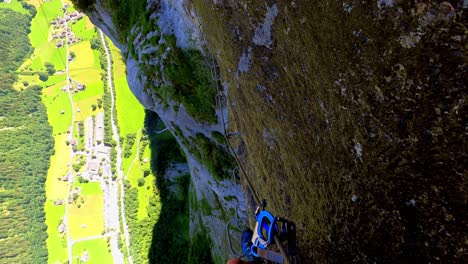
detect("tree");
top-left (73, 163), bottom-right (81, 172)
top-left (44, 62), bottom-right (56, 75)
top-left (90, 37), bottom-right (101, 50)
top-left (137, 177), bottom-right (145, 187)
top-left (77, 176), bottom-right (88, 183)
top-left (91, 104), bottom-right (97, 111)
top-left (38, 72), bottom-right (48, 82)
top-left (70, 0), bottom-right (95, 11)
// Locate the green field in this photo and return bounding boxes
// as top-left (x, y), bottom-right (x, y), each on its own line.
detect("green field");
top-left (111, 43), bottom-right (145, 135)
top-left (111, 41), bottom-right (153, 220)
top-left (71, 15), bottom-right (96, 40)
top-left (42, 83), bottom-right (72, 134)
top-left (0, 0), bottom-right (29, 14)
top-left (45, 201), bottom-right (68, 264)
top-left (44, 134), bottom-right (69, 200)
top-left (72, 238), bottom-right (114, 264)
top-left (29, 0), bottom-right (62, 48)
top-left (68, 183), bottom-right (104, 240)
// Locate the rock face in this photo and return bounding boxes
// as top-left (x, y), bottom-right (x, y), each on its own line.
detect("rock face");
top-left (86, 0), bottom-right (247, 261)
top-left (80, 0), bottom-right (467, 262)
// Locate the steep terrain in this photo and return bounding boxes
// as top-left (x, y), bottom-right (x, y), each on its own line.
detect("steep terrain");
top-left (73, 0), bottom-right (466, 263)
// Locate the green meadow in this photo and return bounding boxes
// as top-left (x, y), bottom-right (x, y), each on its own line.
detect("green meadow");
top-left (110, 42), bottom-right (156, 220)
top-left (72, 238), bottom-right (113, 264)
top-left (68, 184), bottom-right (104, 240)
top-left (0, 0), bottom-right (29, 14)
top-left (111, 42), bottom-right (145, 135)
top-left (18, 0), bottom-right (108, 261)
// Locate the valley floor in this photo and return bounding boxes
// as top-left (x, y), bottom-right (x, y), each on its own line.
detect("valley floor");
top-left (4, 1), bottom-right (155, 263)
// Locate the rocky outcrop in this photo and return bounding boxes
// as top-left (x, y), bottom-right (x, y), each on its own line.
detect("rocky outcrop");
top-left (85, 0), bottom-right (246, 261)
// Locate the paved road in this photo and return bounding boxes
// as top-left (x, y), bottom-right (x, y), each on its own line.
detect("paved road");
top-left (100, 29), bottom-right (133, 264)
top-left (58, 2), bottom-right (75, 263)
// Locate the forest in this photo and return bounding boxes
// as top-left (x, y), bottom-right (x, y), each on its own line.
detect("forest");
top-left (0, 7), bottom-right (53, 264)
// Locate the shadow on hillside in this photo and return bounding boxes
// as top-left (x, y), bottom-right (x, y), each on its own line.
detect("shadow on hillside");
top-left (141, 110), bottom-right (190, 263)
top-left (145, 111), bottom-right (213, 264)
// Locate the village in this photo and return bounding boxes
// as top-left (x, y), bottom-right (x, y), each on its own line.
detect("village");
top-left (54, 110), bottom-right (116, 247)
top-left (61, 79), bottom-right (86, 94)
top-left (54, 112), bottom-right (111, 205)
top-left (51, 3), bottom-right (84, 48)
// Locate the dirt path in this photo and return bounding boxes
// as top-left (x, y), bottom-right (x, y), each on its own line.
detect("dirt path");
top-left (100, 29), bottom-right (133, 264)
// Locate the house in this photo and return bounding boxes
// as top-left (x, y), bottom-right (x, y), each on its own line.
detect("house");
top-left (57, 223), bottom-right (65, 234)
top-left (56, 39), bottom-right (63, 48)
top-left (88, 160), bottom-right (100, 173)
top-left (76, 83), bottom-right (85, 91)
top-left (61, 173), bottom-right (69, 181)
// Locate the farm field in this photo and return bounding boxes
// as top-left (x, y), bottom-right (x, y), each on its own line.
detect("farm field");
top-left (16, 0), bottom-right (111, 262)
top-left (68, 182), bottom-right (104, 240)
top-left (72, 238), bottom-right (114, 264)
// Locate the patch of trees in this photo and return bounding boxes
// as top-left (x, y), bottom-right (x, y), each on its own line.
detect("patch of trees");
top-left (18, 0), bottom-right (37, 17)
top-left (70, 0), bottom-right (95, 11)
top-left (89, 37), bottom-right (100, 50)
top-left (38, 71), bottom-right (49, 82)
top-left (0, 86), bottom-right (53, 263)
top-left (0, 7), bottom-right (52, 263)
top-left (123, 133), bottom-right (136, 158)
top-left (162, 46), bottom-right (218, 123)
top-left (44, 62), bottom-right (56, 75)
top-left (0, 8), bottom-right (32, 72)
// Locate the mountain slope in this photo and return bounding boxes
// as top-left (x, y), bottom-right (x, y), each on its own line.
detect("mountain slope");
top-left (0, 7), bottom-right (53, 263)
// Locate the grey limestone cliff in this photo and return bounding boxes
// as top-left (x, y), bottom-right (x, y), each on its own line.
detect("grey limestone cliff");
top-left (85, 0), bottom-right (247, 261)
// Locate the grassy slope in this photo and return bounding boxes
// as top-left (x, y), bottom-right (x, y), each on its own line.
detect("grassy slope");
top-left (110, 41), bottom-right (152, 219)
top-left (110, 37), bottom-right (163, 261)
top-left (44, 201), bottom-right (68, 263)
top-left (19, 1), bottom-right (71, 262)
top-left (0, 0), bottom-right (29, 14)
top-left (29, 0), bottom-right (66, 70)
top-left (72, 238), bottom-right (114, 264)
top-left (194, 0), bottom-right (467, 262)
top-left (111, 43), bottom-right (145, 135)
